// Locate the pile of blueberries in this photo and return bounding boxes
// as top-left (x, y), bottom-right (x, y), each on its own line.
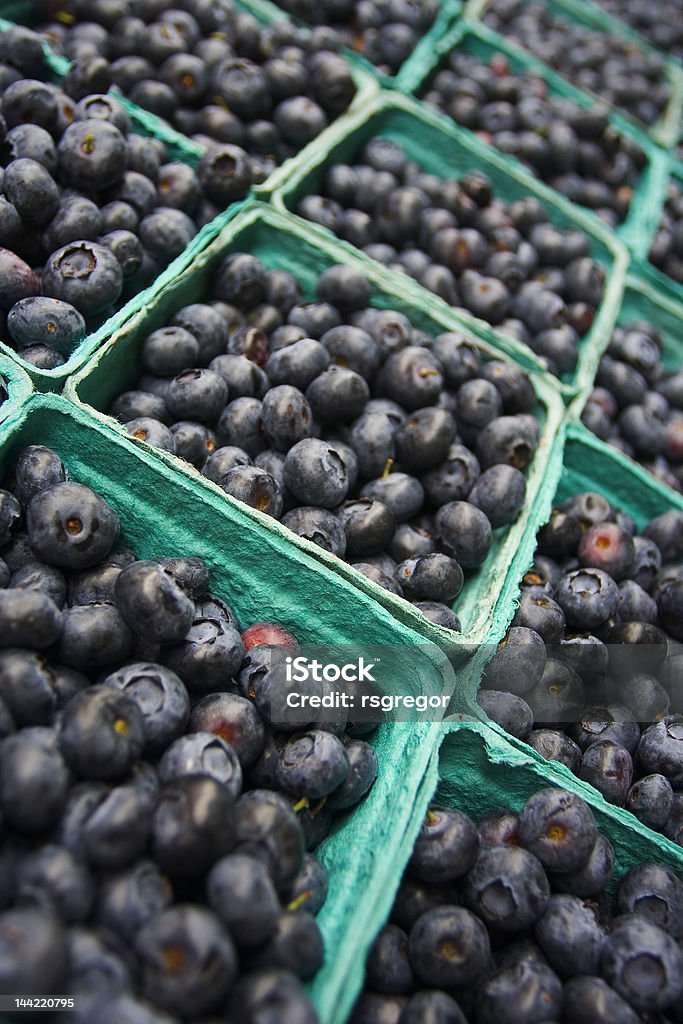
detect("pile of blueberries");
top-left (0, 443), bottom-right (382, 1022)
top-left (478, 494), bottom-right (683, 845)
top-left (260, 0), bottom-right (439, 76)
top-left (483, 0), bottom-right (672, 130)
top-left (107, 254), bottom-right (544, 630)
top-left (0, 25), bottom-right (234, 370)
top-left (299, 137), bottom-right (606, 377)
top-left (351, 788), bottom-right (683, 1023)
top-left (36, 0), bottom-right (357, 172)
top-left (582, 318), bottom-right (683, 494)
top-left (649, 179), bottom-right (683, 288)
top-left (590, 0), bottom-right (683, 62)
top-left (421, 48), bottom-right (646, 229)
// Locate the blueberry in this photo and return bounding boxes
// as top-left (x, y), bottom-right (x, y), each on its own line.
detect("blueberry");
top-left (207, 853), bottom-right (279, 948)
top-left (58, 601), bottom-right (135, 669)
top-left (435, 501), bottom-right (492, 569)
top-left (161, 615), bottom-right (244, 693)
top-left (282, 438), bottom-right (349, 508)
top-left (0, 248), bottom-right (40, 309)
top-left (326, 738), bottom-right (377, 809)
top-left (534, 893), bottom-right (605, 976)
top-left (136, 904), bottom-right (237, 1016)
top-left (360, 473), bottom-right (424, 524)
top-left (409, 806), bottom-right (479, 883)
top-left (482, 626), bottom-right (546, 696)
top-left (58, 685), bottom-right (145, 780)
top-left (151, 774), bottom-right (236, 878)
top-left (476, 415), bottom-right (538, 471)
top-left (363, 923), bottom-right (414, 994)
top-left (562, 975), bottom-right (640, 1024)
top-left (467, 465), bottom-right (526, 528)
top-left (0, 727), bottom-right (69, 833)
top-left (601, 914), bottom-right (683, 1011)
top-left (617, 862), bottom-right (683, 938)
top-left (527, 729), bottom-right (582, 772)
top-left (350, 992), bottom-right (406, 1024)
top-left (114, 560), bottom-right (195, 644)
top-left (0, 588), bottom-right (62, 648)
top-left (282, 506), bottom-right (347, 558)
top-left (555, 568), bottom-right (619, 630)
top-left (158, 732), bottom-right (242, 798)
top-left (0, 907), bottom-right (68, 994)
top-left (126, 417), bottom-right (176, 452)
top-left (637, 717), bottom-right (683, 785)
top-left (234, 790), bottom-right (304, 890)
top-left (111, 391), bottom-right (171, 426)
top-left (266, 342), bottom-right (329, 393)
top-left (399, 990), bottom-right (467, 1024)
top-left (395, 553), bottom-right (463, 603)
top-left (377, 347), bottom-right (444, 410)
top-left (463, 844), bottom-right (550, 931)
top-left (261, 385), bottom-right (314, 452)
top-left (395, 409), bottom-right (456, 472)
top-left (7, 296), bottom-right (85, 354)
top-left (42, 238), bottom-right (124, 315)
top-left (247, 910), bottom-right (324, 980)
top-left (16, 843), bottom-right (93, 923)
top-left (102, 662), bottom-right (189, 756)
top-left (348, 412), bottom-right (396, 479)
top-left (0, 649), bottom-right (57, 726)
top-left (578, 740), bottom-right (633, 805)
top-left (517, 788), bottom-right (597, 873)
top-left (421, 444), bottom-right (481, 506)
top-left (409, 906), bottom-right (490, 989)
top-left (96, 860), bottom-right (173, 945)
top-left (189, 693), bottom-right (264, 767)
top-left (626, 773), bottom-right (674, 829)
top-left (478, 690), bottom-right (533, 739)
top-left (306, 365), bottom-right (370, 424)
top-left (276, 729), bottom-right (349, 800)
top-left (478, 961), bottom-right (562, 1024)
top-left (81, 782), bottom-right (151, 870)
top-left (285, 853), bottom-right (328, 915)
top-left (226, 968), bottom-right (318, 1024)
top-left (477, 808), bottom-right (520, 847)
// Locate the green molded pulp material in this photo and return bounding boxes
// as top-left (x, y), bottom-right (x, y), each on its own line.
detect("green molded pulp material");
top-left (0, 354), bottom-right (31, 433)
top-left (0, 391), bottom-right (456, 1024)
top-left (466, 0), bottom-right (683, 148)
top-left (273, 90), bottom-right (630, 397)
top-left (558, 419), bottom-right (683, 522)
top-left (236, 0), bottom-right (462, 91)
top-left (436, 722), bottom-right (683, 883)
top-left (413, 18), bottom-right (669, 258)
top-left (67, 202), bottom-right (565, 651)
top-left (343, 718), bottom-right (683, 1023)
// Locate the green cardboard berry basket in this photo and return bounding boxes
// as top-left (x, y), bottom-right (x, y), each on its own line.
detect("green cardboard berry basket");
top-left (271, 89), bottom-right (630, 399)
top-left (0, 3), bottom-right (378, 190)
top-left (0, 390), bottom-right (462, 1023)
top-left (333, 718), bottom-right (683, 1024)
top-left (465, 0), bottom-right (683, 150)
top-left (65, 201), bottom-right (565, 652)
top-left (634, 157), bottom-right (683, 306)
top-left (0, 10), bottom-right (376, 391)
top-left (234, 0), bottom-right (462, 92)
top-left (479, 416), bottom-right (683, 658)
top-left (0, 353), bottom-right (32, 434)
top-left (463, 419), bottom-right (683, 811)
top-left (411, 18), bottom-right (670, 259)
top-left (570, 270), bottom-right (683, 497)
